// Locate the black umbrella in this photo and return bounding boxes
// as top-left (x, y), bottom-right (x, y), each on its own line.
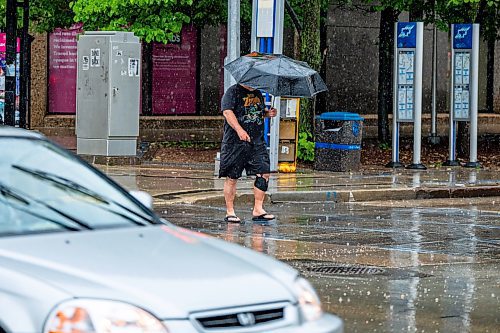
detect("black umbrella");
top-left (224, 52), bottom-right (328, 97)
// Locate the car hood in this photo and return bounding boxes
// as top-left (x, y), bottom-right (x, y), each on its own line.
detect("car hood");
top-left (0, 225), bottom-right (297, 319)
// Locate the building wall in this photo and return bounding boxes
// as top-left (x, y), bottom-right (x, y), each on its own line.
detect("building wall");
top-left (325, 3), bottom-right (380, 114)
top-left (199, 25), bottom-right (225, 116)
top-left (30, 33), bottom-right (47, 128)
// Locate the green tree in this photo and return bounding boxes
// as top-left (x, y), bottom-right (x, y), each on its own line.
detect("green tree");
top-left (0, 0), bottom-right (73, 32)
top-left (71, 0), bottom-right (194, 43)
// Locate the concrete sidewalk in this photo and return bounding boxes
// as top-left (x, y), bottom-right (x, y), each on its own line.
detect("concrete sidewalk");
top-left (98, 163), bottom-right (500, 206)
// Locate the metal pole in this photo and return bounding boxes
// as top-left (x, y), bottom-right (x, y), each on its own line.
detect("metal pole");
top-left (429, 24), bottom-right (440, 144)
top-left (386, 22), bottom-right (404, 168)
top-left (251, 0), bottom-right (257, 51)
top-left (224, 0), bottom-right (240, 92)
top-left (444, 25), bottom-right (459, 166)
top-left (407, 22), bottom-right (426, 170)
top-left (269, 0), bottom-right (285, 172)
top-left (465, 23), bottom-right (480, 168)
top-left (4, 0), bottom-right (17, 126)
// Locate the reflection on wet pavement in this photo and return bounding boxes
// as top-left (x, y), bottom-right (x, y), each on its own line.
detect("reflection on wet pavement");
top-left (100, 165), bottom-right (500, 198)
top-left (158, 201), bottom-right (500, 333)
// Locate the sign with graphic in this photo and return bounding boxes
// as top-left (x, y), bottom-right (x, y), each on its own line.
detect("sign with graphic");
top-left (453, 24), bottom-right (473, 49)
top-left (397, 22), bottom-right (417, 48)
top-left (452, 23), bottom-right (473, 121)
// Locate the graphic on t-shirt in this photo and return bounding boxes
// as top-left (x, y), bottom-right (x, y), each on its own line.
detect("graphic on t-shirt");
top-left (242, 94), bottom-right (264, 125)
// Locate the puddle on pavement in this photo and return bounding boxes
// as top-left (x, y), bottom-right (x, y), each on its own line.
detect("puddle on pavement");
top-left (158, 201), bottom-right (500, 333)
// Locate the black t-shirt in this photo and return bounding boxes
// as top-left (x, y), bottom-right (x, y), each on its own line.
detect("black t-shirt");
top-left (221, 84), bottom-right (266, 144)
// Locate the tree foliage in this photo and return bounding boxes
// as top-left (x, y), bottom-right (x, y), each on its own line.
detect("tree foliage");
top-left (0, 0), bottom-right (73, 32)
top-left (71, 0), bottom-right (193, 43)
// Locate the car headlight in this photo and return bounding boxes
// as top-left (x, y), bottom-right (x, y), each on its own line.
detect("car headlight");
top-left (294, 277), bottom-right (323, 322)
top-left (44, 299), bottom-right (168, 333)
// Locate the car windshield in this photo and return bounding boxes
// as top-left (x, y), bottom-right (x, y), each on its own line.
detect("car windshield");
top-left (0, 137), bottom-right (159, 237)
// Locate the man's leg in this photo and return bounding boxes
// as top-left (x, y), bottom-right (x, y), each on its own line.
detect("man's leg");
top-left (252, 173), bottom-right (274, 219)
top-left (224, 177), bottom-right (240, 221)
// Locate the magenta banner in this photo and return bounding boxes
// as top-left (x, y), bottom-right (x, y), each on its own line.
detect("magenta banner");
top-left (48, 25), bottom-right (81, 114)
top-left (152, 26), bottom-right (197, 115)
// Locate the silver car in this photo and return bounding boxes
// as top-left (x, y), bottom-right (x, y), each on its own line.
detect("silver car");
top-left (0, 127), bottom-right (343, 333)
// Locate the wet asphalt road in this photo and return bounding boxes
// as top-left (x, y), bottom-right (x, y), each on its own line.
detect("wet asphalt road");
top-left (157, 199), bottom-right (500, 333)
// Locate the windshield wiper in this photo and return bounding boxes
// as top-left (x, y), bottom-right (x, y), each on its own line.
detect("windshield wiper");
top-left (0, 183), bottom-right (90, 231)
top-left (12, 165), bottom-right (157, 226)
top-left (13, 165), bottom-right (109, 204)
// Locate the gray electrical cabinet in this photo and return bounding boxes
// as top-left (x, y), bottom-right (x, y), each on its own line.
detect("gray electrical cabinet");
top-left (76, 31), bottom-right (141, 156)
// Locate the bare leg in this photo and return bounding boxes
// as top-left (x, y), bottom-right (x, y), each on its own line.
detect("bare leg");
top-left (224, 178), bottom-right (240, 221)
top-left (253, 174), bottom-right (274, 219)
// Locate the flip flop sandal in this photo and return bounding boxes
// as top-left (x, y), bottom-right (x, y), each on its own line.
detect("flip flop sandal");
top-left (252, 214), bottom-right (275, 222)
top-left (224, 215), bottom-right (241, 223)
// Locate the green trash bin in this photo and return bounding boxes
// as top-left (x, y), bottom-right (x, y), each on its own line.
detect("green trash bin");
top-left (314, 112), bottom-right (364, 172)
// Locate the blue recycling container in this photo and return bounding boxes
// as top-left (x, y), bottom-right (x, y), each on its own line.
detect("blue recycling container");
top-left (314, 112), bottom-right (364, 172)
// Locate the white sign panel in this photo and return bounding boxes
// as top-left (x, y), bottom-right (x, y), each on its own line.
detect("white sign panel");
top-left (256, 0), bottom-right (275, 37)
top-left (453, 51), bottom-right (471, 120)
top-left (396, 50), bottom-right (415, 121)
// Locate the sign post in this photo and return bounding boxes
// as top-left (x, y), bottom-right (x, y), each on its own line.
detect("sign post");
top-left (386, 22), bottom-right (426, 170)
top-left (444, 23), bottom-right (480, 168)
top-left (251, 0), bottom-right (285, 172)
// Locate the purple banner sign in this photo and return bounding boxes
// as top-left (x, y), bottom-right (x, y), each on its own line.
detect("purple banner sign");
top-left (48, 25), bottom-right (82, 114)
top-left (152, 26), bottom-right (197, 115)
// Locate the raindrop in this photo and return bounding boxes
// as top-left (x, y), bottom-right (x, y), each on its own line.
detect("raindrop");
top-left (435, 298), bottom-right (439, 303)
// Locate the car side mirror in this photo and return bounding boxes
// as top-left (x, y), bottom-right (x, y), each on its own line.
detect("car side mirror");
top-left (130, 190), bottom-right (153, 209)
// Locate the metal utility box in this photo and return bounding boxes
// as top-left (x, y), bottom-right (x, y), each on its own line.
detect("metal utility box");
top-left (76, 31), bottom-right (141, 156)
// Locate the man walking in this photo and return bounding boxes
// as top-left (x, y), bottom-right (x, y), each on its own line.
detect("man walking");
top-left (219, 83), bottom-right (277, 223)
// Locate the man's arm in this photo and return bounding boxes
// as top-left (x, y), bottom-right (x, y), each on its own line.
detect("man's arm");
top-left (223, 109), bottom-right (251, 142)
top-left (264, 107), bottom-right (278, 118)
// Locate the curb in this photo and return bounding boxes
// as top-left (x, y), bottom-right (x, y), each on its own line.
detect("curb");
top-left (162, 185), bottom-right (500, 205)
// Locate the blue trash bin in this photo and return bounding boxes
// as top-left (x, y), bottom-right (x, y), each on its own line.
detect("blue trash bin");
top-left (314, 112), bottom-right (364, 172)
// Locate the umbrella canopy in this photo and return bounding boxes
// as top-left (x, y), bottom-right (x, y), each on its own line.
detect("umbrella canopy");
top-left (224, 52), bottom-right (328, 97)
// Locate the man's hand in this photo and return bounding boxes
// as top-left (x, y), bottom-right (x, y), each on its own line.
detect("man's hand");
top-left (237, 128), bottom-right (251, 142)
top-left (266, 107), bottom-right (278, 118)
